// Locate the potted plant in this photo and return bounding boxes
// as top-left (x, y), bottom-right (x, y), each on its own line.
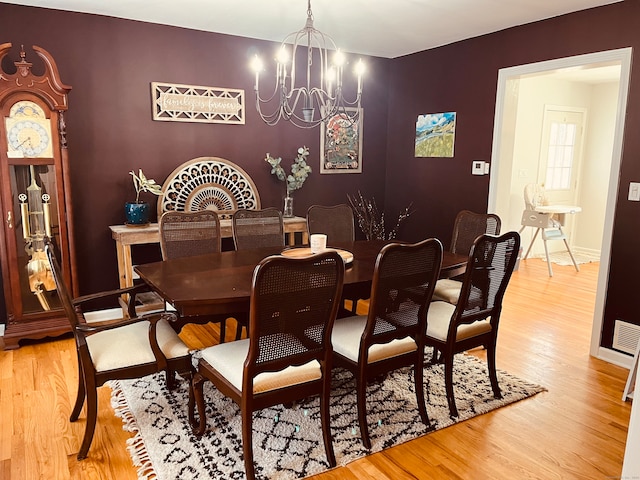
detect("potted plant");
top-left (125, 169), bottom-right (163, 225)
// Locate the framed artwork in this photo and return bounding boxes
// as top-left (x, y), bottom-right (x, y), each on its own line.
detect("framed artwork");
top-left (320, 108), bottom-right (363, 174)
top-left (415, 112), bottom-right (456, 157)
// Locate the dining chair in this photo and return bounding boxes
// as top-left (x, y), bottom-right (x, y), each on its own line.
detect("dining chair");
top-left (306, 204), bottom-right (355, 244)
top-left (433, 210), bottom-right (501, 305)
top-left (159, 210), bottom-right (221, 259)
top-left (232, 207), bottom-right (284, 250)
top-left (159, 210), bottom-right (239, 341)
top-left (307, 204), bottom-right (362, 314)
top-left (189, 251), bottom-right (345, 480)
top-left (331, 238), bottom-right (443, 449)
top-left (45, 240), bottom-right (193, 460)
top-left (425, 231), bottom-right (520, 417)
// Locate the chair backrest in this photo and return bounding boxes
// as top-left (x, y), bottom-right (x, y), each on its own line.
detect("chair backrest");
top-left (232, 208), bottom-right (284, 250)
top-left (454, 232), bottom-right (520, 326)
top-left (159, 211), bottom-right (221, 260)
top-left (524, 183), bottom-right (548, 210)
top-left (364, 238), bottom-right (443, 347)
top-left (45, 241), bottom-right (79, 331)
top-left (245, 251), bottom-right (345, 381)
top-left (449, 210), bottom-right (501, 256)
top-left (307, 204), bottom-right (355, 244)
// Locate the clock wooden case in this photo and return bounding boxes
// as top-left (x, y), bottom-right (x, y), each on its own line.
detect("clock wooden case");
top-left (0, 43), bottom-right (77, 349)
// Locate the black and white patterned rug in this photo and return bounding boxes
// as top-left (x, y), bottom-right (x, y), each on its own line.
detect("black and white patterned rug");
top-left (109, 354), bottom-right (544, 480)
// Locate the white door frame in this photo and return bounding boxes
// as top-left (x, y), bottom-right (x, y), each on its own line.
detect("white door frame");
top-left (488, 47), bottom-right (633, 366)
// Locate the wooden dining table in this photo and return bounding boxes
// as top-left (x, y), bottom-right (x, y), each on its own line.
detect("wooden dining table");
top-left (134, 239), bottom-right (467, 321)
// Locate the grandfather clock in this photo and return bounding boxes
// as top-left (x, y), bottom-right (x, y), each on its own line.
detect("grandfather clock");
top-left (0, 44), bottom-right (77, 349)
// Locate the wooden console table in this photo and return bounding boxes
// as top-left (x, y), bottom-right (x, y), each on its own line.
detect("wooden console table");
top-left (110, 216), bottom-right (308, 313)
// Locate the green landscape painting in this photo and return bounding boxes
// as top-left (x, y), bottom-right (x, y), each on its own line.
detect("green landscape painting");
top-left (415, 112), bottom-right (456, 157)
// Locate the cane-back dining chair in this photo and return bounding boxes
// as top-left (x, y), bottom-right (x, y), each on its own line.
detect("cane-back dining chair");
top-left (425, 231), bottom-right (520, 417)
top-left (331, 238), bottom-right (443, 449)
top-left (159, 210), bottom-right (241, 341)
top-left (433, 210), bottom-right (501, 305)
top-left (307, 204), bottom-right (355, 244)
top-left (189, 251), bottom-right (345, 480)
top-left (232, 207), bottom-right (284, 250)
top-left (45, 240), bottom-right (193, 460)
top-left (307, 204), bottom-right (362, 314)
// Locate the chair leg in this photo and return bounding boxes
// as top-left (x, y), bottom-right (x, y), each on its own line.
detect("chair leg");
top-left (562, 236), bottom-right (581, 273)
top-left (189, 373), bottom-right (208, 436)
top-left (320, 369), bottom-right (336, 467)
top-left (486, 342), bottom-right (502, 400)
top-left (414, 355), bottom-right (430, 428)
top-left (356, 372), bottom-right (371, 449)
top-left (242, 406), bottom-right (256, 480)
top-left (542, 235), bottom-right (554, 277)
top-left (165, 368), bottom-right (177, 390)
top-left (220, 318), bottom-right (227, 343)
top-left (77, 379), bottom-right (98, 460)
top-left (444, 355), bottom-right (458, 418)
top-left (70, 353), bottom-right (86, 422)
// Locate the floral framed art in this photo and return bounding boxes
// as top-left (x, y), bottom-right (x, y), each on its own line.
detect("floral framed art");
top-left (320, 107), bottom-right (363, 174)
top-left (415, 112), bottom-right (456, 157)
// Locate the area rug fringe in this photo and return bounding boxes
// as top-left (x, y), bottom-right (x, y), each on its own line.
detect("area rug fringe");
top-left (110, 381), bottom-right (157, 480)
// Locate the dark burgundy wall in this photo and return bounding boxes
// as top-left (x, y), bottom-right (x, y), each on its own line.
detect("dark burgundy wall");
top-left (0, 4), bottom-right (390, 296)
top-left (2, 1), bottom-right (638, 351)
top-left (384, 1), bottom-right (640, 349)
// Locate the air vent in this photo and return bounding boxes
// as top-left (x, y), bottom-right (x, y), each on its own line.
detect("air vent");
top-left (613, 320), bottom-right (640, 355)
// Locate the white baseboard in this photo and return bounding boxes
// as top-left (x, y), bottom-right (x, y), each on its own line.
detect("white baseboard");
top-left (596, 346), bottom-right (633, 369)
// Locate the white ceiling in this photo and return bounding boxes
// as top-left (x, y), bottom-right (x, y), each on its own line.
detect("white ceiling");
top-left (2, 0), bottom-right (623, 58)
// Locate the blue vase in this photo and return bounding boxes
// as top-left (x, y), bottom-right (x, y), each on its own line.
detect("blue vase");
top-left (124, 202), bottom-right (150, 225)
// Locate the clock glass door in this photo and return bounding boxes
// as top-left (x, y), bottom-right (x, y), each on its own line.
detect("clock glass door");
top-left (8, 163), bottom-right (62, 315)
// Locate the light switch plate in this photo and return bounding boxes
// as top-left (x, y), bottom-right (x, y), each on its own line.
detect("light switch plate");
top-left (472, 160), bottom-right (485, 175)
top-left (629, 182), bottom-right (640, 201)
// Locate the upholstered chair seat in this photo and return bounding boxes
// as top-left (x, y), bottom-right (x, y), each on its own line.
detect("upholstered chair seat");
top-left (425, 301), bottom-right (492, 342)
top-left (86, 319), bottom-right (190, 372)
top-left (332, 315), bottom-right (418, 363)
top-left (200, 338), bottom-right (322, 394)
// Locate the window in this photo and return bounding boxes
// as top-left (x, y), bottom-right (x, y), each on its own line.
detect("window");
top-left (544, 121), bottom-right (577, 190)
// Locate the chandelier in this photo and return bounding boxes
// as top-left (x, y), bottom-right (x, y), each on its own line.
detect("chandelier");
top-left (251, 0), bottom-right (365, 129)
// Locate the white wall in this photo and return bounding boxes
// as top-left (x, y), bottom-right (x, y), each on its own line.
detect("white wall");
top-left (503, 75), bottom-right (616, 257)
top-left (577, 82), bottom-right (619, 253)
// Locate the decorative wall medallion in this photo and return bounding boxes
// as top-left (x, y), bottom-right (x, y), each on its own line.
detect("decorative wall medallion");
top-left (151, 82), bottom-right (245, 124)
top-left (158, 157), bottom-right (260, 219)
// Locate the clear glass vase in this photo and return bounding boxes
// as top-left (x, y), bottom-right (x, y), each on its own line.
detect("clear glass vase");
top-left (283, 193), bottom-right (294, 218)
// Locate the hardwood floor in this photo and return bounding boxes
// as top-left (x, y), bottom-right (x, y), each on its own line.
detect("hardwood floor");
top-left (0, 258), bottom-right (632, 479)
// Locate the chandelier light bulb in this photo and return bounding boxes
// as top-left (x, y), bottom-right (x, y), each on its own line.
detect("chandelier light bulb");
top-left (276, 46), bottom-right (289, 65)
top-left (251, 0), bottom-right (364, 128)
top-left (250, 55), bottom-right (263, 73)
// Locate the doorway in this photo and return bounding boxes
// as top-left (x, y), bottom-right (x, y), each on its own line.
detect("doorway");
top-left (488, 48), bottom-right (633, 366)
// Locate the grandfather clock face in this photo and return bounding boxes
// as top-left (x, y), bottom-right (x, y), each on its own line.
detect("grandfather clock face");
top-left (4, 100), bottom-right (54, 158)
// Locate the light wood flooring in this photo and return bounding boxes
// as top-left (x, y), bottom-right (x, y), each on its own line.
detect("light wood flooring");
top-left (0, 257), bottom-right (632, 479)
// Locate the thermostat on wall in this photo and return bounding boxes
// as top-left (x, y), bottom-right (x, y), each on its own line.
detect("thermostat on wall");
top-left (472, 160), bottom-right (485, 175)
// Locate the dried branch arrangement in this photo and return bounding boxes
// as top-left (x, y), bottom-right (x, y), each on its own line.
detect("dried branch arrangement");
top-left (347, 191), bottom-right (414, 240)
